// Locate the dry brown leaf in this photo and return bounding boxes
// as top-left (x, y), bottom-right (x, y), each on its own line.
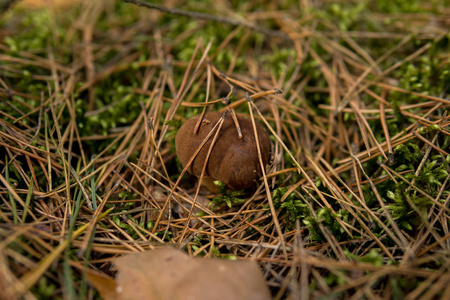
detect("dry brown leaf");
top-left (114, 247), bottom-right (271, 300)
top-left (86, 272), bottom-right (118, 300)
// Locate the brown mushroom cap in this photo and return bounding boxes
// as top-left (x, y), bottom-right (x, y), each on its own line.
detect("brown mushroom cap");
top-left (175, 111), bottom-right (271, 190)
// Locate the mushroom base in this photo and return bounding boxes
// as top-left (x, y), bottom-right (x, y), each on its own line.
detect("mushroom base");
top-left (200, 177), bottom-right (220, 193)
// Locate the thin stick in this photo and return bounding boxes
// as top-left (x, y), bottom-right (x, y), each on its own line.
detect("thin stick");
top-left (123, 0), bottom-right (289, 39)
top-left (178, 111), bottom-right (228, 245)
top-left (245, 93), bottom-right (287, 257)
top-left (193, 62), bottom-right (213, 134)
top-left (218, 73), bottom-right (242, 138)
top-left (152, 116), bottom-right (226, 233)
top-left (379, 93), bottom-right (393, 163)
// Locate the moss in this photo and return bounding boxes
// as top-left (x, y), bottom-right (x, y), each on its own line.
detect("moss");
top-left (209, 181), bottom-right (246, 209)
top-left (272, 187), bottom-right (310, 226)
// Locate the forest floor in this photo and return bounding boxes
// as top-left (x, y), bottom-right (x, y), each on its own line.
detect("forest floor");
top-left (1, 0), bottom-right (450, 299)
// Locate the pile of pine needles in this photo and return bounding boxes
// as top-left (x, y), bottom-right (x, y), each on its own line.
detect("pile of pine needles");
top-left (1, 0), bottom-right (449, 298)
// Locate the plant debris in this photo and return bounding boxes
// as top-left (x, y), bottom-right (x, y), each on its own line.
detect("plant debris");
top-left (98, 247), bottom-right (271, 300)
top-left (0, 0), bottom-right (449, 299)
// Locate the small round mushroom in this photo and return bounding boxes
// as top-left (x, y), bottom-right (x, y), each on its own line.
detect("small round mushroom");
top-left (175, 111), bottom-right (271, 190)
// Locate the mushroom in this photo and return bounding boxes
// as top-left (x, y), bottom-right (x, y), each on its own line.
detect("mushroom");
top-left (175, 111), bottom-right (271, 190)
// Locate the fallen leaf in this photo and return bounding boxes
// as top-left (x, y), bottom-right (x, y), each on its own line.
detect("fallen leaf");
top-left (114, 247), bottom-right (271, 300)
top-left (86, 272), bottom-right (118, 300)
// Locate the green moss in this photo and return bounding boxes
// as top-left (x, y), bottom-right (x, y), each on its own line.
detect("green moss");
top-left (272, 187), bottom-right (309, 225)
top-left (2, 10), bottom-right (52, 52)
top-left (33, 277), bottom-right (57, 300)
top-left (209, 181), bottom-right (246, 209)
top-left (374, 0), bottom-right (442, 13)
top-left (317, 2), bottom-right (368, 31)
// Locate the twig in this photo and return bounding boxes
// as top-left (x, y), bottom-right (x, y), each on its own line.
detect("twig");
top-left (123, 0), bottom-right (289, 39)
